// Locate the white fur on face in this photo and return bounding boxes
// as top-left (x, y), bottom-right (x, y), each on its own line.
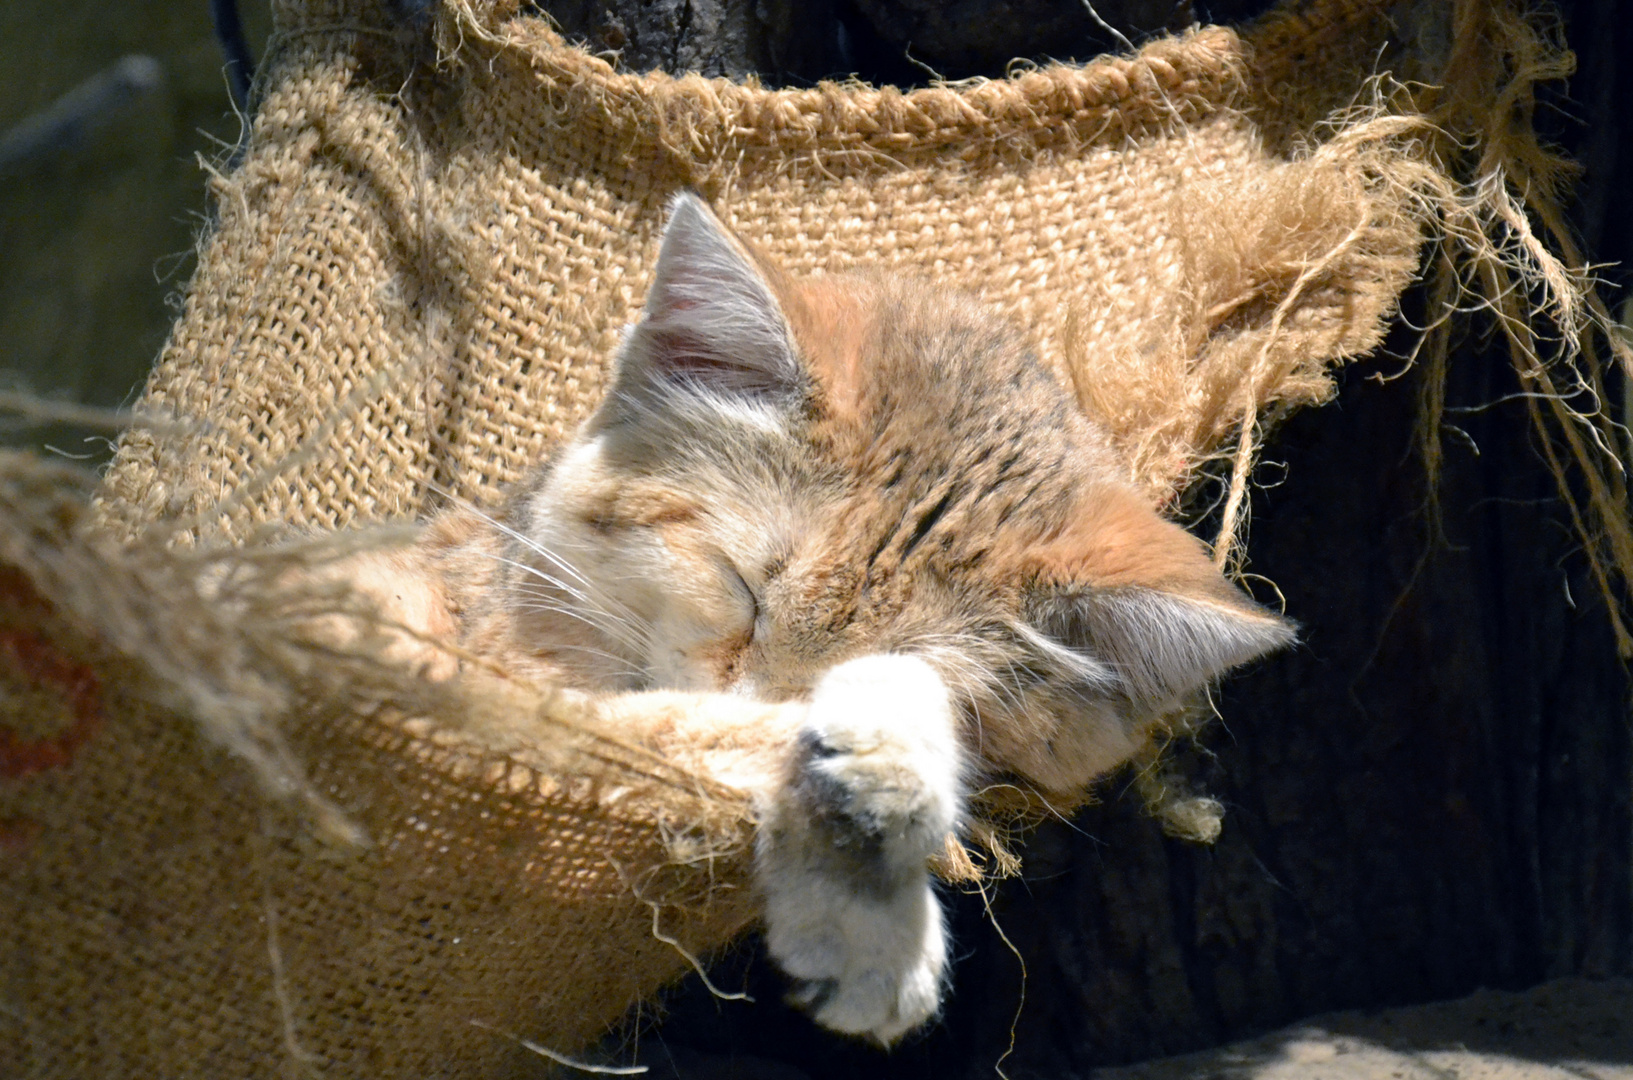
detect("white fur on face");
top-left (511, 444), bottom-right (765, 693)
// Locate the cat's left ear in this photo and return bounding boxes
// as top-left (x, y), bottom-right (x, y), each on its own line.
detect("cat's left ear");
top-left (1022, 493), bottom-right (1295, 711)
top-left (606, 192), bottom-right (804, 419)
top-left (1026, 583), bottom-right (1294, 712)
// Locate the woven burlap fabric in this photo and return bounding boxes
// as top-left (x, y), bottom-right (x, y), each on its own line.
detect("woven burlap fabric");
top-left (3, 452), bottom-right (765, 1077)
top-left (96, 0), bottom-right (1420, 536)
top-left (3, 634), bottom-right (752, 1079)
top-left (4, 0), bottom-right (1433, 1076)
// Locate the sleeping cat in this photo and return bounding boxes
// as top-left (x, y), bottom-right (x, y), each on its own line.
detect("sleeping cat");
top-left (334, 192), bottom-right (1294, 1043)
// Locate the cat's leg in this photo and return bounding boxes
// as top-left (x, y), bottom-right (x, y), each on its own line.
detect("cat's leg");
top-left (755, 654), bottom-right (965, 1044)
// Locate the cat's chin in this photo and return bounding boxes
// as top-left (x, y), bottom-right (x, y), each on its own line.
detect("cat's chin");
top-left (752, 654), bottom-right (965, 1044)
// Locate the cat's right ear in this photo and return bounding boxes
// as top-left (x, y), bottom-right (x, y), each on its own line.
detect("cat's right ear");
top-left (604, 192), bottom-right (805, 422)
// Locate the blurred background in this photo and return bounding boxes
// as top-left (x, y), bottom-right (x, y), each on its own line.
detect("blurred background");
top-left (0, 0), bottom-right (271, 458)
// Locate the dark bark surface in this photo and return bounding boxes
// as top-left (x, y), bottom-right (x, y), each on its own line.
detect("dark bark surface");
top-left (534, 0), bottom-right (1272, 84)
top-left (538, 0), bottom-right (1633, 1075)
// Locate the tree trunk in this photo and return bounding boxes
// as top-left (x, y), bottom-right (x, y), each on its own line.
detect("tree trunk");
top-left (538, 0), bottom-right (1633, 1074)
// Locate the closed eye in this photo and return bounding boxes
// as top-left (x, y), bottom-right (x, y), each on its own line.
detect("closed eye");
top-left (722, 560), bottom-right (760, 637)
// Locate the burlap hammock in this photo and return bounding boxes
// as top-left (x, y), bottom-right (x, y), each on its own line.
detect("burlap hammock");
top-left (2, 0), bottom-right (1616, 1076)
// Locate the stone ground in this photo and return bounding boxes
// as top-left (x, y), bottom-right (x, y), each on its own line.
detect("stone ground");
top-left (638, 978), bottom-right (1631, 1078)
top-left (1095, 979), bottom-right (1632, 1080)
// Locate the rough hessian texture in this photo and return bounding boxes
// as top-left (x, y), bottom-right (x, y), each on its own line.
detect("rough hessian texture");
top-left (2, 0), bottom-right (1442, 1075)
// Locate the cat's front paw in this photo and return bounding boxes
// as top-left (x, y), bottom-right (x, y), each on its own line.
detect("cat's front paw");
top-left (755, 654), bottom-right (964, 1044)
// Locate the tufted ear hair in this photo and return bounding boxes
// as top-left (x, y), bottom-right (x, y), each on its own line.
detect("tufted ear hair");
top-left (1021, 482), bottom-right (1296, 711)
top-left (603, 192), bottom-right (805, 422)
top-left (1026, 584), bottom-right (1295, 711)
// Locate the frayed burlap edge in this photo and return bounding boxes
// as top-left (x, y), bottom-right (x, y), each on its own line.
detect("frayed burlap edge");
top-left (1413, 1), bottom-right (1633, 657)
top-left (1124, 1), bottom-right (1633, 846)
top-left (0, 449), bottom-right (759, 854)
top-left (4, 0), bottom-right (1628, 1068)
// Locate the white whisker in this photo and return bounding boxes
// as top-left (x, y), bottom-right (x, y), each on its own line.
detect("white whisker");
top-left (427, 487), bottom-right (597, 591)
top-left (505, 589), bottom-right (652, 658)
top-left (480, 552), bottom-right (655, 655)
top-left (503, 577), bottom-right (652, 648)
top-left (429, 488), bottom-right (656, 640)
top-left (524, 641), bottom-right (648, 684)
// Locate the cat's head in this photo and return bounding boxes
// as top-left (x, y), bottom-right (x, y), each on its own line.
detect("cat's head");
top-left (507, 193), bottom-right (1293, 796)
